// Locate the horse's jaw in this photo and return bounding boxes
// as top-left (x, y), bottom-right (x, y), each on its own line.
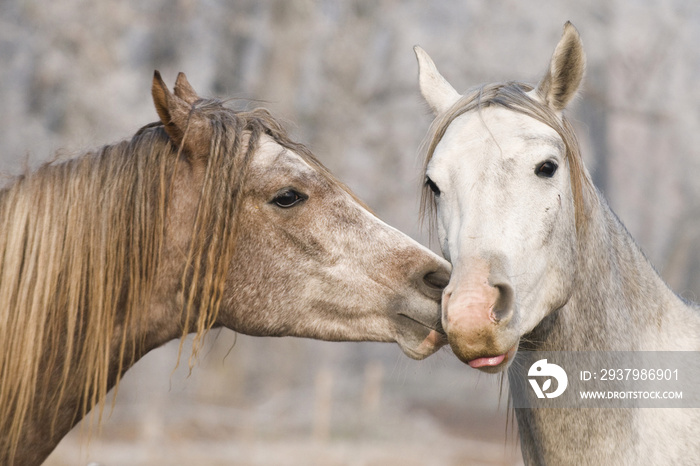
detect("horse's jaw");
top-left (394, 318), bottom-right (447, 360)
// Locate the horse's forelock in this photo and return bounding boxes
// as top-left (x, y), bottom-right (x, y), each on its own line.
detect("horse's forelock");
top-left (420, 82), bottom-right (594, 236)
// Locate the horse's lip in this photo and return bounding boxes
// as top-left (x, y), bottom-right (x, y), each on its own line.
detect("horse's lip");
top-left (397, 312), bottom-right (446, 335)
top-left (468, 353), bottom-right (506, 368)
top-left (467, 344), bottom-right (518, 371)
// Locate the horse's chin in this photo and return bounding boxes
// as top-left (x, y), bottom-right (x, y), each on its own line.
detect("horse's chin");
top-left (397, 328), bottom-right (447, 360)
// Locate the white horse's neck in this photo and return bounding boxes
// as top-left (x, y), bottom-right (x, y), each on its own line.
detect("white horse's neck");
top-left (511, 190), bottom-right (700, 465)
top-left (525, 190), bottom-right (699, 352)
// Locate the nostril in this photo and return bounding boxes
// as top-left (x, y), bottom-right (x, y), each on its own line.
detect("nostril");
top-left (491, 282), bottom-right (515, 323)
top-left (423, 270), bottom-right (450, 291)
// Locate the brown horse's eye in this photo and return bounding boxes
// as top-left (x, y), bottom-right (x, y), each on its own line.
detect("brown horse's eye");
top-left (272, 189), bottom-right (306, 208)
top-left (535, 161), bottom-right (558, 178)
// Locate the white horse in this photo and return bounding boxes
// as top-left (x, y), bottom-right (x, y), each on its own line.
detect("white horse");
top-left (415, 22), bottom-right (700, 464)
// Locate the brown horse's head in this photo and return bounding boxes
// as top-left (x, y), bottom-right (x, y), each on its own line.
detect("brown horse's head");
top-left (151, 72), bottom-right (450, 360)
top-left (1, 72), bottom-right (449, 465)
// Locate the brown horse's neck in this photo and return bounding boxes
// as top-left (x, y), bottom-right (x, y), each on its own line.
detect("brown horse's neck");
top-left (13, 235), bottom-right (194, 466)
top-left (0, 130), bottom-right (197, 466)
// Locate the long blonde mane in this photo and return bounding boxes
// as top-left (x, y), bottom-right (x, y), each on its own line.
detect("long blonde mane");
top-left (0, 98), bottom-right (326, 463)
top-left (420, 82), bottom-right (594, 235)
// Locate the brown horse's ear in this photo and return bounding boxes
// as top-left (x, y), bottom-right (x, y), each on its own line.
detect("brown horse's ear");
top-left (174, 72), bottom-right (199, 105)
top-left (151, 71), bottom-right (210, 156)
top-left (534, 22), bottom-right (586, 112)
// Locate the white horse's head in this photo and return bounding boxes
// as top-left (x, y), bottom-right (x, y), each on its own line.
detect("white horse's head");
top-left (416, 23), bottom-right (591, 372)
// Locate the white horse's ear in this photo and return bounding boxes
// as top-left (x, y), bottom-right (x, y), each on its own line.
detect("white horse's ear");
top-left (534, 21), bottom-right (586, 112)
top-left (415, 46), bottom-right (461, 115)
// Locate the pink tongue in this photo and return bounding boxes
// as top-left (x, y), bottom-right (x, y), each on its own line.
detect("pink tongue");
top-left (468, 353), bottom-right (506, 368)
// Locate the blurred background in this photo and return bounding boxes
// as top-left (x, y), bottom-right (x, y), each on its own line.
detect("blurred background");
top-left (2, 1), bottom-right (699, 465)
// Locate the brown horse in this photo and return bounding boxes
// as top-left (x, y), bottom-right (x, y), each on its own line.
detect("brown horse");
top-left (0, 72), bottom-right (450, 466)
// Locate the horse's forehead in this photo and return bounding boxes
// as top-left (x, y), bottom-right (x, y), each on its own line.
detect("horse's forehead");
top-left (436, 107), bottom-right (562, 162)
top-left (254, 135), bottom-right (314, 173)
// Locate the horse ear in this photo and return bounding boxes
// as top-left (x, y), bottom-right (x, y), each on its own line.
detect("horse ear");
top-left (174, 72), bottom-right (199, 105)
top-left (152, 70), bottom-right (188, 145)
top-left (152, 71), bottom-right (210, 156)
top-left (534, 21), bottom-right (586, 112)
top-left (415, 46), bottom-right (461, 115)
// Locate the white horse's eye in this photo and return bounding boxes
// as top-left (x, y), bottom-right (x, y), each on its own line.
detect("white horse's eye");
top-left (535, 161), bottom-right (558, 178)
top-left (425, 177), bottom-right (441, 196)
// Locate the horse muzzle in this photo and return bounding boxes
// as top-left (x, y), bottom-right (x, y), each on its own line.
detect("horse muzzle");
top-left (441, 257), bottom-right (519, 372)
